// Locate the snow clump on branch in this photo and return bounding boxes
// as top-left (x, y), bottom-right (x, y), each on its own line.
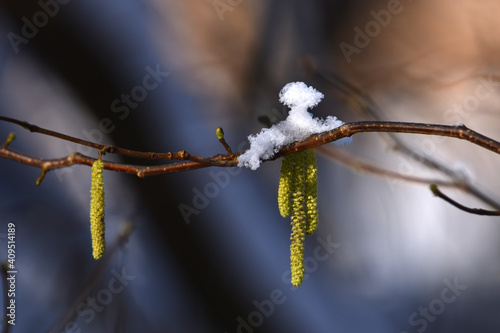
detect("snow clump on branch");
top-left (237, 81), bottom-right (350, 170)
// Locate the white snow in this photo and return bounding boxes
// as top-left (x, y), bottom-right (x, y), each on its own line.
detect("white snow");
top-left (238, 82), bottom-right (351, 170)
top-left (279, 81), bottom-right (324, 109)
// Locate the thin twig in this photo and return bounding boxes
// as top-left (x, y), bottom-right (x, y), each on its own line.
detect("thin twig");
top-left (216, 127), bottom-right (234, 156)
top-left (0, 116), bottom-right (208, 162)
top-left (430, 184), bottom-right (500, 216)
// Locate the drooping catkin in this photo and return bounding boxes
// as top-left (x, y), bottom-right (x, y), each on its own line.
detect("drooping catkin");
top-left (90, 159), bottom-right (105, 259)
top-left (304, 149), bottom-right (319, 235)
top-left (278, 154), bottom-right (294, 217)
top-left (278, 149), bottom-right (319, 286)
top-left (290, 151), bottom-right (306, 287)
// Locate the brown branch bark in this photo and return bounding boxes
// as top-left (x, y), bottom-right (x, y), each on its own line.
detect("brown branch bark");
top-left (1, 117), bottom-right (500, 183)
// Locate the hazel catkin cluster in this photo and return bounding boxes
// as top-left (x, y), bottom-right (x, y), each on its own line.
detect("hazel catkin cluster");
top-left (278, 149), bottom-right (319, 287)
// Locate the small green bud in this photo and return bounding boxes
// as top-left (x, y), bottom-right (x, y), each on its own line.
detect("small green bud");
top-left (216, 127), bottom-right (224, 140)
top-left (36, 166), bottom-right (47, 186)
top-left (90, 159), bottom-right (105, 259)
top-left (4, 133), bottom-right (15, 147)
top-left (430, 184), bottom-right (438, 195)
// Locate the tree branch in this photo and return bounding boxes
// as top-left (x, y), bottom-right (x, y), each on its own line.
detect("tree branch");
top-left (1, 117), bottom-right (500, 184)
top-left (430, 184), bottom-right (500, 216)
top-left (0, 116), bottom-right (221, 162)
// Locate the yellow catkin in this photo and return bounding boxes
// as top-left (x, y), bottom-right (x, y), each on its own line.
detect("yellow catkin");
top-left (278, 150), bottom-right (319, 286)
top-left (290, 151), bottom-right (306, 287)
top-left (278, 154), bottom-right (294, 217)
top-left (304, 149), bottom-right (319, 235)
top-left (90, 159), bottom-right (105, 259)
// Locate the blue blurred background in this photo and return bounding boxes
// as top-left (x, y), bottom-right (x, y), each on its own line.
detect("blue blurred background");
top-left (1, 1), bottom-right (500, 332)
